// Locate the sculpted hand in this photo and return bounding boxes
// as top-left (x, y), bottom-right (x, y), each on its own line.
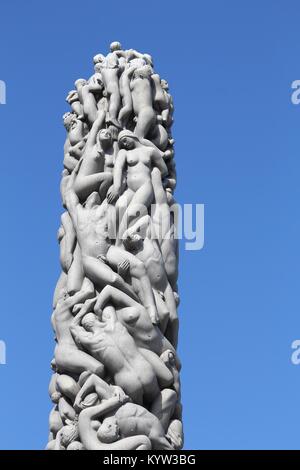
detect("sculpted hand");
top-left (112, 386), bottom-right (130, 404)
top-left (72, 303), bottom-right (83, 315)
top-left (73, 396), bottom-right (83, 414)
top-left (118, 260), bottom-right (130, 279)
top-left (97, 254), bottom-right (107, 264)
top-left (107, 186), bottom-right (119, 204)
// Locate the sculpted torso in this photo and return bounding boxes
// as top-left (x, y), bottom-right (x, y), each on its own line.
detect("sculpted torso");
top-left (134, 238), bottom-right (168, 291)
top-left (124, 147), bottom-right (154, 191)
top-left (116, 305), bottom-right (169, 355)
top-left (79, 146), bottom-right (104, 178)
top-left (76, 205), bottom-right (110, 258)
top-left (130, 74), bottom-right (153, 111)
top-left (52, 301), bottom-right (75, 346)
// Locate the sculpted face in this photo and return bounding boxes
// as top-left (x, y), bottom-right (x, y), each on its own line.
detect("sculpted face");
top-left (97, 417), bottom-right (119, 443)
top-left (75, 78), bottom-right (86, 88)
top-left (98, 129), bottom-right (112, 145)
top-left (110, 41), bottom-right (122, 52)
top-left (93, 54), bottom-right (105, 64)
top-left (119, 136), bottom-right (135, 150)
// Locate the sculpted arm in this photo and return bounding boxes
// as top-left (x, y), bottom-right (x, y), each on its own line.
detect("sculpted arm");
top-left (80, 397), bottom-right (121, 423)
top-left (61, 212), bottom-right (76, 261)
top-left (74, 375), bottom-right (112, 411)
top-left (65, 170), bottom-right (81, 225)
top-left (94, 285), bottom-right (140, 315)
top-left (123, 215), bottom-right (152, 240)
top-left (107, 149), bottom-right (126, 203)
top-left (84, 109), bottom-right (106, 148)
top-left (151, 149), bottom-right (168, 178)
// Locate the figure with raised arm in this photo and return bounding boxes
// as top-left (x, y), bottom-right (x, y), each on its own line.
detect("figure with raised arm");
top-left (107, 130), bottom-right (168, 244)
top-left (73, 106), bottom-right (114, 202)
top-left (81, 397), bottom-right (173, 450)
top-left (70, 303), bottom-right (173, 405)
top-left (93, 284), bottom-right (178, 359)
top-left (52, 279), bottom-right (104, 377)
top-left (66, 170), bottom-right (159, 323)
top-left (94, 44), bottom-right (122, 129)
top-left (75, 78), bottom-right (103, 127)
top-left (76, 374), bottom-right (177, 449)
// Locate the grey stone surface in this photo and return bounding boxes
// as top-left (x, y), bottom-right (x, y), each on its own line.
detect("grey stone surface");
top-left (47, 42), bottom-right (182, 451)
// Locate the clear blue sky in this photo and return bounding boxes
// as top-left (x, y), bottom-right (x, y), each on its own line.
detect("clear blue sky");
top-left (0, 0), bottom-right (300, 450)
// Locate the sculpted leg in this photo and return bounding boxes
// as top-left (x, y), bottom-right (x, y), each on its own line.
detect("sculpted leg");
top-left (74, 172), bottom-right (113, 202)
top-left (134, 107), bottom-right (156, 139)
top-left (82, 254), bottom-right (137, 300)
top-left (117, 180), bottom-right (154, 244)
top-left (150, 388), bottom-right (178, 432)
top-left (163, 283), bottom-right (179, 348)
top-left (106, 246), bottom-right (158, 323)
top-left (55, 346), bottom-right (104, 377)
top-left (67, 243), bottom-right (84, 295)
top-left (138, 347), bottom-right (173, 389)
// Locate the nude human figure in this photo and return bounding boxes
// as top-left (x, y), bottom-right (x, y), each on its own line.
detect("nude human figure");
top-left (118, 64), bottom-right (134, 127)
top-left (66, 170), bottom-right (158, 322)
top-left (57, 211), bottom-right (76, 274)
top-left (150, 167), bottom-right (178, 291)
top-left (123, 211), bottom-right (179, 348)
top-left (107, 130), bottom-right (168, 245)
top-left (75, 374), bottom-right (176, 449)
top-left (70, 304), bottom-right (173, 405)
top-left (52, 281), bottom-right (104, 377)
top-left (66, 242), bottom-right (84, 296)
top-left (94, 48), bottom-right (122, 128)
top-left (53, 271), bottom-right (67, 309)
top-left (73, 107), bottom-right (114, 202)
top-left (73, 372), bottom-right (127, 413)
top-left (63, 113), bottom-right (87, 172)
top-left (49, 406), bottom-right (63, 439)
top-left (75, 78), bottom-right (103, 127)
top-left (78, 393), bottom-right (151, 450)
top-left (129, 64), bottom-right (156, 139)
top-left (96, 399), bottom-right (173, 450)
top-left (93, 285), bottom-right (177, 358)
top-left (152, 75), bottom-right (173, 127)
top-left (66, 90), bottom-right (83, 119)
top-left (54, 422), bottom-right (79, 450)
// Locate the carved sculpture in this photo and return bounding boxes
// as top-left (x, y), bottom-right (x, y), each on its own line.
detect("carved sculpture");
top-left (47, 42), bottom-right (182, 451)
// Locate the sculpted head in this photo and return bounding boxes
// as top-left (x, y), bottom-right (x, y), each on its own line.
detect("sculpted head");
top-left (67, 441), bottom-right (84, 450)
top-left (81, 312), bottom-right (97, 331)
top-left (98, 128), bottom-right (112, 147)
top-left (123, 233), bottom-right (143, 252)
top-left (74, 78), bottom-right (86, 89)
top-left (63, 112), bottom-right (76, 131)
top-left (161, 79), bottom-right (169, 90)
top-left (110, 41), bottom-right (122, 52)
top-left (60, 423), bottom-right (79, 448)
top-left (118, 130), bottom-right (138, 150)
top-left (84, 191), bottom-right (101, 209)
top-left (50, 358), bottom-right (57, 372)
top-left (93, 53), bottom-right (105, 65)
top-left (51, 391), bottom-right (62, 404)
top-left (97, 417), bottom-right (119, 443)
top-left (143, 53), bottom-right (153, 66)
